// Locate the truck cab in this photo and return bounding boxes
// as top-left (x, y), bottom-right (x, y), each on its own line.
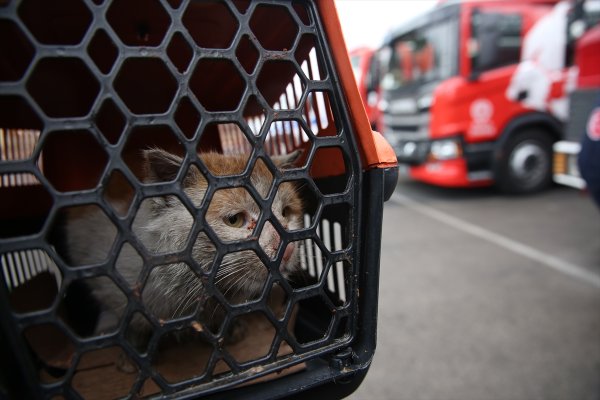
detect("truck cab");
top-left (380, 0), bottom-right (567, 193)
top-left (349, 47), bottom-right (382, 131)
top-left (552, 0), bottom-right (600, 196)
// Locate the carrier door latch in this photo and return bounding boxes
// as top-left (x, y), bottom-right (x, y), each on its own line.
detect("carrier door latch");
top-left (330, 346), bottom-right (358, 373)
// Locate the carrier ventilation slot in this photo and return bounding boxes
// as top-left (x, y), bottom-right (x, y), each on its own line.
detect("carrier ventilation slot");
top-left (1, 249), bottom-right (61, 291)
top-left (300, 214), bottom-right (346, 303)
top-left (0, 128), bottom-right (41, 187)
top-left (218, 123), bottom-right (253, 155)
top-left (218, 47), bottom-right (331, 156)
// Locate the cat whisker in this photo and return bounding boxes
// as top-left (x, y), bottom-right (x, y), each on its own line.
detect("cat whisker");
top-left (294, 183), bottom-right (308, 195)
top-left (228, 273), bottom-right (256, 303)
top-left (215, 272), bottom-right (247, 291)
top-left (171, 284), bottom-right (199, 318)
top-left (171, 294), bottom-right (191, 319)
top-left (215, 259), bottom-right (247, 274)
top-left (222, 271), bottom-right (249, 298)
top-left (174, 292), bottom-right (200, 319)
top-left (208, 301), bottom-right (223, 330)
top-left (215, 267), bottom-right (244, 285)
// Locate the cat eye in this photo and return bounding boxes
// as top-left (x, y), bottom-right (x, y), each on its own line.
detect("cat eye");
top-left (224, 212), bottom-right (246, 228)
top-left (282, 206), bottom-right (291, 218)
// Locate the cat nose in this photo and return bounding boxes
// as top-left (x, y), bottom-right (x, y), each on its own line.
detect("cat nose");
top-left (282, 242), bottom-right (294, 262)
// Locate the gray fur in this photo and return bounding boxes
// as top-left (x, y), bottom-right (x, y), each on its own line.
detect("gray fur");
top-left (63, 150), bottom-right (303, 343)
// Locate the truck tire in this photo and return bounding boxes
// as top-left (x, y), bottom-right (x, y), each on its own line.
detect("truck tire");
top-left (495, 129), bottom-right (554, 194)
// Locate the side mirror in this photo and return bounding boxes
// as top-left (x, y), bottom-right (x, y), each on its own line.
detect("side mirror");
top-left (466, 37), bottom-right (480, 81)
top-left (468, 71), bottom-right (481, 82)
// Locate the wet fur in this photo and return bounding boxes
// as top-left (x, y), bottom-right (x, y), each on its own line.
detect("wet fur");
top-left (63, 150), bottom-right (303, 344)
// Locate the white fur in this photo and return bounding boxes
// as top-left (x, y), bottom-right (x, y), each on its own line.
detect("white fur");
top-left (63, 152), bottom-right (303, 342)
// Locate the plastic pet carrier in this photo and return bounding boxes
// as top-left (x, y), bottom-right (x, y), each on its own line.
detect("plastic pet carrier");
top-left (0, 1), bottom-right (398, 398)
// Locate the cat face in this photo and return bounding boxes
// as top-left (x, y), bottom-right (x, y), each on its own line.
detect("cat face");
top-left (143, 149), bottom-right (304, 300)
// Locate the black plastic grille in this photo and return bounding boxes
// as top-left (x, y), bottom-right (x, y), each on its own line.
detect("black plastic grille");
top-left (0, 0), bottom-right (363, 398)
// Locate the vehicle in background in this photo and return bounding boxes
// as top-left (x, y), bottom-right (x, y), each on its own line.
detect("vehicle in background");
top-left (552, 0), bottom-right (600, 202)
top-left (380, 0), bottom-right (577, 193)
top-left (349, 47), bottom-right (382, 131)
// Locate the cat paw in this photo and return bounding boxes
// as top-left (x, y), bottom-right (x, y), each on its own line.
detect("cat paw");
top-left (116, 351), bottom-right (138, 374)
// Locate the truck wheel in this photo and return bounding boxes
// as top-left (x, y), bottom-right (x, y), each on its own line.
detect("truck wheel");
top-left (495, 129), bottom-right (554, 194)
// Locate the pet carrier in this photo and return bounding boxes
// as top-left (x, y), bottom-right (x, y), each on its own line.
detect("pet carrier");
top-left (0, 0), bottom-right (398, 398)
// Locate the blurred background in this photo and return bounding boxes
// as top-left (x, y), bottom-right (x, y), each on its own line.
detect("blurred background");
top-left (335, 0), bottom-right (600, 399)
top-left (336, 1), bottom-right (437, 50)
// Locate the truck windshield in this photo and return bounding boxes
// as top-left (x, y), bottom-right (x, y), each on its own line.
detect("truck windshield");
top-left (381, 17), bottom-right (459, 90)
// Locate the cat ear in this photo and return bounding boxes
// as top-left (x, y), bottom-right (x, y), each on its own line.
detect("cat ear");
top-left (143, 148), bottom-right (183, 183)
top-left (271, 150), bottom-right (303, 170)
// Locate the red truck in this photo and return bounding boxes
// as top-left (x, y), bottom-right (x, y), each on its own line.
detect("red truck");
top-left (380, 0), bottom-right (575, 193)
top-left (552, 0), bottom-right (600, 196)
top-left (349, 47), bottom-right (381, 131)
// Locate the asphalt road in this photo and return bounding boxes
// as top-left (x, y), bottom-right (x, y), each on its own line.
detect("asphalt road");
top-left (349, 177), bottom-right (600, 400)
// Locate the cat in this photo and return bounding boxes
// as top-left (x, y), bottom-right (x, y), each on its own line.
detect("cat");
top-left (61, 149), bottom-right (304, 347)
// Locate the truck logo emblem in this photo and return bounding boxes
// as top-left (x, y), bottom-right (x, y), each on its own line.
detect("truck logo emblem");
top-left (470, 99), bottom-right (493, 122)
top-left (469, 99), bottom-right (496, 137)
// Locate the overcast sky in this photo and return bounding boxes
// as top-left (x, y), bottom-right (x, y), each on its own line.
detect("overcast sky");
top-left (334, 0), bottom-right (438, 50)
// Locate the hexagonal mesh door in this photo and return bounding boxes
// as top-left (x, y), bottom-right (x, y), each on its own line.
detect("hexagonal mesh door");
top-left (0, 1), bottom-right (367, 398)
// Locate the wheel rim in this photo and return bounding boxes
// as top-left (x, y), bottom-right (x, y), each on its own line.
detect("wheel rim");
top-left (508, 141), bottom-right (548, 187)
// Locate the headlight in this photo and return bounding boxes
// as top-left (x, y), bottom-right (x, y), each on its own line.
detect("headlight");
top-left (417, 95), bottom-right (433, 110)
top-left (378, 99), bottom-right (388, 111)
top-left (402, 142), bottom-right (417, 156)
top-left (430, 139), bottom-right (462, 160)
